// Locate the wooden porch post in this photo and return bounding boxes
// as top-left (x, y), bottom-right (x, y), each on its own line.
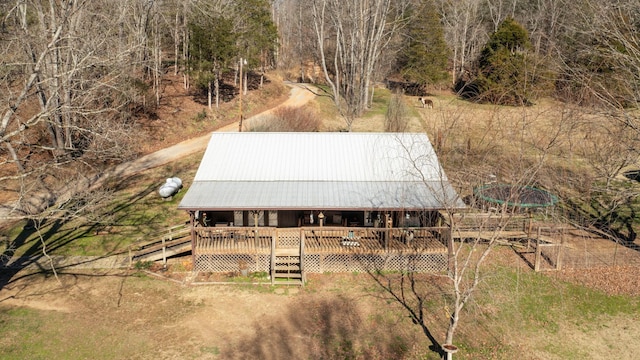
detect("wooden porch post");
top-left (189, 211), bottom-right (196, 270)
top-left (253, 211), bottom-right (259, 243)
top-left (556, 231), bottom-right (565, 270)
top-left (384, 213), bottom-right (392, 251)
top-left (270, 231), bottom-right (276, 285)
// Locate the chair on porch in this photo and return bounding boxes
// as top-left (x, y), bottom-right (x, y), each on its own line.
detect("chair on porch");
top-left (341, 230), bottom-right (360, 247)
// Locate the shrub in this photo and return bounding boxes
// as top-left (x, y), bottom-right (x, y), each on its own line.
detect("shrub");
top-left (134, 260), bottom-right (154, 270)
top-left (248, 106), bottom-right (321, 132)
top-left (462, 17), bottom-right (554, 106)
top-left (384, 91), bottom-right (409, 132)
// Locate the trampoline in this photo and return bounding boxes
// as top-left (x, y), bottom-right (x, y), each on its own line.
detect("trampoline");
top-left (473, 184), bottom-right (558, 208)
top-left (624, 170), bottom-right (640, 182)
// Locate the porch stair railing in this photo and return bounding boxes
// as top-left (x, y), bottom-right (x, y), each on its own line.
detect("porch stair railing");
top-left (270, 229), bottom-right (305, 286)
top-left (131, 224), bottom-right (191, 265)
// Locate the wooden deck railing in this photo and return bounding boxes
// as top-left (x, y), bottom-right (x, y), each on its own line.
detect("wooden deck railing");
top-left (131, 224), bottom-right (191, 264)
top-left (445, 212), bottom-right (532, 239)
top-left (302, 226), bottom-right (448, 254)
top-left (194, 227), bottom-right (275, 254)
top-left (192, 226), bottom-right (449, 255)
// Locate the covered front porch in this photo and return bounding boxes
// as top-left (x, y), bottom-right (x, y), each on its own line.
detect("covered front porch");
top-left (191, 225), bottom-right (450, 275)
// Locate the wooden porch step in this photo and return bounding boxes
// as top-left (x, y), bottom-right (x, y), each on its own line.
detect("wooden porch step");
top-left (273, 272), bottom-right (303, 279)
top-left (272, 279), bottom-right (304, 285)
top-left (271, 244), bottom-right (304, 286)
top-left (275, 265), bottom-right (301, 271)
top-left (275, 248), bottom-right (300, 256)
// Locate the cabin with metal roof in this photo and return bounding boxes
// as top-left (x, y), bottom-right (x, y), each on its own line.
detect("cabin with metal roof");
top-left (178, 132), bottom-right (464, 284)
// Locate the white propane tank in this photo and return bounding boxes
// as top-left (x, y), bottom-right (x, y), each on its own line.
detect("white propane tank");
top-left (158, 177), bottom-right (182, 198)
top-left (168, 177), bottom-right (182, 188)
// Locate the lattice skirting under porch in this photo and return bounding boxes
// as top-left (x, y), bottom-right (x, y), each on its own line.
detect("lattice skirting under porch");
top-left (194, 254), bottom-right (271, 273)
top-left (194, 252), bottom-right (448, 273)
top-left (303, 253), bottom-right (448, 273)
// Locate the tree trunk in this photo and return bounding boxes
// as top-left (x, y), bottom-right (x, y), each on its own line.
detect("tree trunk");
top-left (174, 10), bottom-right (180, 75)
top-left (208, 80), bottom-right (213, 110)
top-left (215, 73), bottom-right (220, 109)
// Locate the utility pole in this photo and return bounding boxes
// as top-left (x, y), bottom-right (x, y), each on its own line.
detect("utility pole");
top-left (238, 57), bottom-right (245, 132)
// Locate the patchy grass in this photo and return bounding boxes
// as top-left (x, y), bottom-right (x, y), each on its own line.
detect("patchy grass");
top-left (4, 152), bottom-right (200, 257)
top-left (0, 306), bottom-right (154, 360)
top-left (1, 265), bottom-right (638, 359)
top-left (457, 265), bottom-right (640, 359)
top-left (364, 87), bottom-right (394, 118)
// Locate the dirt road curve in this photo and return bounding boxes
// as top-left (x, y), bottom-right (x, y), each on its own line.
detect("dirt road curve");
top-left (0, 82), bottom-right (316, 223)
top-left (113, 81), bottom-right (316, 173)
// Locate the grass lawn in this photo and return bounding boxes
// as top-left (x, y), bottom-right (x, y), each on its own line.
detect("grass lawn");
top-left (2, 152), bottom-right (201, 258)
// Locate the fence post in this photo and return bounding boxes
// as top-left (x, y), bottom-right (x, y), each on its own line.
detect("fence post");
top-left (556, 230), bottom-right (565, 270)
top-left (300, 230), bottom-right (305, 286)
top-left (534, 237), bottom-right (542, 272)
top-left (162, 236), bottom-right (167, 268)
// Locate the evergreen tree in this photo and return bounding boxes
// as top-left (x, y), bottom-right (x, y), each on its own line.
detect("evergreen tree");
top-left (234, 0), bottom-right (279, 72)
top-left (188, 16), bottom-right (237, 108)
top-left (470, 17), bottom-right (553, 105)
top-left (398, 1), bottom-right (450, 87)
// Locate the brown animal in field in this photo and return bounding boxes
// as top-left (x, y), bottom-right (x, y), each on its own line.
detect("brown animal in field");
top-left (418, 97), bottom-right (433, 109)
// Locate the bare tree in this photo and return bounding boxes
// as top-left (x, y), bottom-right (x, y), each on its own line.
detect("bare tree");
top-left (437, 0), bottom-right (488, 85)
top-left (365, 150), bottom-right (538, 359)
top-left (384, 91), bottom-right (409, 132)
top-left (363, 93), bottom-right (575, 356)
top-left (550, 0), bottom-right (640, 240)
top-left (311, 0), bottom-right (408, 131)
top-left (0, 0), bottom-right (143, 220)
top-left (273, 0), bottom-right (319, 81)
top-left (522, 0), bottom-right (567, 57)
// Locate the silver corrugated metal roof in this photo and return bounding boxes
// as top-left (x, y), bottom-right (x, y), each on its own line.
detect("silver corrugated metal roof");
top-left (178, 132), bottom-right (464, 210)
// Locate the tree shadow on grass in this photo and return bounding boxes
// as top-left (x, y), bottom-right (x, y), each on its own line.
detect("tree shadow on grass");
top-left (222, 292), bottom-right (421, 359)
top-left (0, 217), bottom-right (127, 291)
top-left (0, 170), bottom-right (184, 291)
top-left (364, 269), bottom-right (447, 359)
top-left (564, 197), bottom-right (639, 253)
top-left (0, 267), bottom-right (131, 307)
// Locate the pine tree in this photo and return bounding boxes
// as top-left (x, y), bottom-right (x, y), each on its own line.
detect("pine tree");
top-left (234, 0), bottom-right (279, 72)
top-left (398, 1), bottom-right (450, 87)
top-left (472, 17), bottom-right (552, 105)
top-left (188, 16), bottom-right (237, 108)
